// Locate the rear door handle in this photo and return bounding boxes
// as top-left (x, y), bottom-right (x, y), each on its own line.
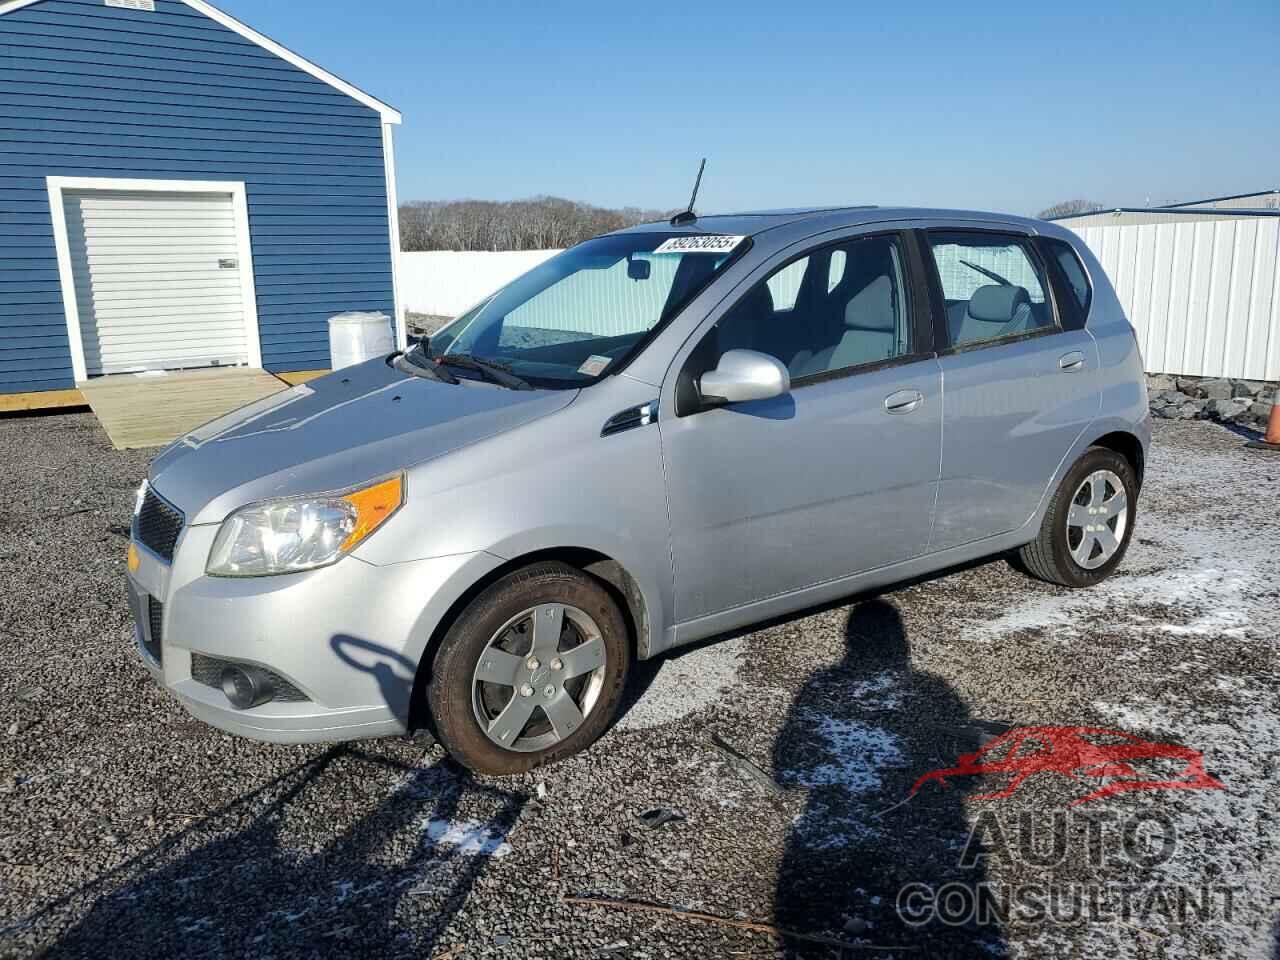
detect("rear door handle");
top-left (884, 389), bottom-right (924, 414)
top-left (1059, 351), bottom-right (1086, 371)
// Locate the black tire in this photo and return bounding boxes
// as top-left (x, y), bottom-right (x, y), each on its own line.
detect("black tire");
top-left (427, 562), bottom-right (630, 775)
top-left (1018, 446), bottom-right (1138, 588)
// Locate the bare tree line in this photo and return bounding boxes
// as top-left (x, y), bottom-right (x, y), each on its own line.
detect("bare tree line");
top-left (1037, 199), bottom-right (1107, 219)
top-left (399, 195), bottom-right (1115, 248)
top-left (399, 197), bottom-right (677, 252)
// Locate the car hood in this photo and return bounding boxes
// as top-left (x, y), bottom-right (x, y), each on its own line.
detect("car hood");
top-left (149, 358), bottom-right (577, 525)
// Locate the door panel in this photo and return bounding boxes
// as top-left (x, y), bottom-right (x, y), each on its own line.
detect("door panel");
top-left (930, 329), bottom-right (1099, 550)
top-left (661, 358), bottom-right (942, 622)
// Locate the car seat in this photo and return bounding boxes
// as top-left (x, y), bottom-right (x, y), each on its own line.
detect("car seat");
top-left (949, 284), bottom-right (1032, 345)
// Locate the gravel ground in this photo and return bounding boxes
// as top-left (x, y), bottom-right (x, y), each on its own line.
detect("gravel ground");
top-left (1, 412), bottom-right (1277, 959)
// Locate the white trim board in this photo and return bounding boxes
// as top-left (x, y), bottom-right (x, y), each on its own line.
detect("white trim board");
top-left (381, 121), bottom-right (406, 350)
top-left (0, 0), bottom-right (401, 124)
top-left (46, 176), bottom-right (262, 383)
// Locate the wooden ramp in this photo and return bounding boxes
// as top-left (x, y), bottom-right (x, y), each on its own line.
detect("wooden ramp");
top-left (78, 367), bottom-right (289, 450)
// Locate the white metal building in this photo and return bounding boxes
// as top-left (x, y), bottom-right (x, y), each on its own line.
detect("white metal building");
top-left (1053, 201), bottom-right (1280, 381)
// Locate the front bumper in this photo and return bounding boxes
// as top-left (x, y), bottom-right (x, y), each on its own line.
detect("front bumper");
top-left (128, 524), bottom-right (502, 744)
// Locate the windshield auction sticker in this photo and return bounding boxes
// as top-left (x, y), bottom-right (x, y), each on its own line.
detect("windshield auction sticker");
top-left (652, 235), bottom-right (746, 254)
top-left (577, 355), bottom-right (612, 377)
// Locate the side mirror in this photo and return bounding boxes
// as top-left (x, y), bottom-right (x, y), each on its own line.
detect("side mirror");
top-left (699, 349), bottom-right (790, 405)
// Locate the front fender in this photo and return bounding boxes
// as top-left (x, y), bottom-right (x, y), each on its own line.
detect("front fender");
top-left (354, 380), bottom-right (677, 660)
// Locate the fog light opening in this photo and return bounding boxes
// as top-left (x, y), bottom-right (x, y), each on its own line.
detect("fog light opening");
top-left (220, 665), bottom-right (275, 709)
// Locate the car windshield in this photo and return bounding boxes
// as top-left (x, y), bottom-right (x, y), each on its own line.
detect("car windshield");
top-left (411, 232), bottom-right (745, 388)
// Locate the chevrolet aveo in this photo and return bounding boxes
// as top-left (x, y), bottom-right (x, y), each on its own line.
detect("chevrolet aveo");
top-left (128, 207), bottom-right (1150, 775)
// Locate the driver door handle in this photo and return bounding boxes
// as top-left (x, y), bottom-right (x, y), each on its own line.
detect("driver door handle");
top-left (884, 389), bottom-right (924, 414)
top-left (1059, 350), bottom-right (1086, 371)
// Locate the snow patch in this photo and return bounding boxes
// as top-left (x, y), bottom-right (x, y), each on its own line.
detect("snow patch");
top-left (1078, 685), bottom-right (1280, 959)
top-left (616, 635), bottom-right (748, 730)
top-left (786, 711), bottom-right (905, 793)
top-left (422, 818), bottom-right (513, 858)
top-left (957, 439), bottom-right (1277, 647)
top-left (846, 671), bottom-right (902, 710)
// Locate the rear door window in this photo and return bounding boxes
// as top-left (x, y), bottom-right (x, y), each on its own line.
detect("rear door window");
top-left (928, 232), bottom-right (1057, 349)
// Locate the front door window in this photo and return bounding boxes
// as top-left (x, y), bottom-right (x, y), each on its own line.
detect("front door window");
top-left (703, 234), bottom-right (914, 381)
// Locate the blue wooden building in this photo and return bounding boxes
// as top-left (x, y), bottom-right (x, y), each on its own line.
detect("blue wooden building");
top-left (1, 0), bottom-right (403, 399)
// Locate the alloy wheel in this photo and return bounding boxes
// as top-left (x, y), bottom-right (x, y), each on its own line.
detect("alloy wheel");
top-left (471, 603), bottom-right (608, 752)
top-left (1065, 468), bottom-right (1128, 570)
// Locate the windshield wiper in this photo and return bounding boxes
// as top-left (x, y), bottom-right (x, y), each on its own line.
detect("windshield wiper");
top-left (437, 354), bottom-right (533, 391)
top-left (959, 258), bottom-right (1013, 286)
top-left (393, 351), bottom-right (459, 385)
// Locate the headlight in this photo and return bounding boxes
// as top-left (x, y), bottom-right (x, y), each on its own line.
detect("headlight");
top-left (206, 474), bottom-right (404, 577)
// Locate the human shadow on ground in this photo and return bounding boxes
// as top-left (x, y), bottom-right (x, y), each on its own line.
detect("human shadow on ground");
top-left (28, 635), bottom-right (526, 958)
top-left (773, 597), bottom-right (1007, 958)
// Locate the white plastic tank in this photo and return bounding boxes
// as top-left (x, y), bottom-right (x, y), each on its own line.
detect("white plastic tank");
top-left (328, 312), bottom-right (394, 370)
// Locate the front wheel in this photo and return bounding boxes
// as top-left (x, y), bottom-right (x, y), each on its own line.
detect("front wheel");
top-left (1018, 447), bottom-right (1138, 588)
top-left (427, 562), bottom-right (630, 775)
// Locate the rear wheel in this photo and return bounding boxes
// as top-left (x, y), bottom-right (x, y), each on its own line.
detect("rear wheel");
top-left (1018, 447), bottom-right (1138, 588)
top-left (427, 562), bottom-right (630, 775)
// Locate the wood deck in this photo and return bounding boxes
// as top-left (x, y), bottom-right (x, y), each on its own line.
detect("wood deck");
top-left (77, 367), bottom-right (292, 450)
top-left (0, 388), bottom-right (87, 413)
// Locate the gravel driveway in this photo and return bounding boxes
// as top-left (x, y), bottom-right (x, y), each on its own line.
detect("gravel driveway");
top-left (1, 412), bottom-right (1277, 959)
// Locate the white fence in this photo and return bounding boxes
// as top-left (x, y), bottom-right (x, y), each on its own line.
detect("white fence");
top-left (1071, 219), bottom-right (1280, 381)
top-left (400, 250), bottom-right (559, 318)
top-left (399, 224), bottom-right (1280, 382)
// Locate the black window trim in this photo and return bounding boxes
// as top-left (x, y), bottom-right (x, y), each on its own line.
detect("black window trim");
top-left (921, 227), bottom-right (1069, 357)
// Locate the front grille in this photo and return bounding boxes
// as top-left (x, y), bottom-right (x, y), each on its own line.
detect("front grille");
top-left (144, 596), bottom-right (163, 664)
top-left (189, 653), bottom-right (310, 703)
top-left (134, 485), bottom-right (184, 562)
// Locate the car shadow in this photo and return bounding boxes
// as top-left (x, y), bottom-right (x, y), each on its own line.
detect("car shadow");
top-left (25, 636), bottom-right (527, 958)
top-left (772, 597), bottom-right (1007, 957)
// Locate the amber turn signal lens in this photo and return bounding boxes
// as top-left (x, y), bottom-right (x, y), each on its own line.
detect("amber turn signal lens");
top-left (339, 474), bottom-right (404, 551)
top-left (127, 542), bottom-right (140, 573)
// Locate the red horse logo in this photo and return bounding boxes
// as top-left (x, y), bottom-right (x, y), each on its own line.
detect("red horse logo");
top-left (911, 726), bottom-right (1224, 806)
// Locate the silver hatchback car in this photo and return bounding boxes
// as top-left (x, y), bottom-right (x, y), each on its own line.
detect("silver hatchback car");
top-left (128, 207), bottom-right (1149, 774)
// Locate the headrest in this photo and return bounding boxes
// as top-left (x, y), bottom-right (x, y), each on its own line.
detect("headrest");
top-left (844, 275), bottom-right (896, 332)
top-left (968, 284), bottom-right (1030, 323)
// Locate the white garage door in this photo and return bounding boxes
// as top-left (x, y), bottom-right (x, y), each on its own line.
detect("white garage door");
top-left (64, 189), bottom-right (252, 376)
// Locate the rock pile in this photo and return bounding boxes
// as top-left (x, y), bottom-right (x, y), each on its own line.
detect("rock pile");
top-left (1147, 374), bottom-right (1275, 427)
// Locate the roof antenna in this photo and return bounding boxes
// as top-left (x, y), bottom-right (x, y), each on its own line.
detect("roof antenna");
top-left (670, 158), bottom-right (705, 226)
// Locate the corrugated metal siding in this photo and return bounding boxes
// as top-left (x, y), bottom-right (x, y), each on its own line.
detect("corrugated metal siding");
top-left (0, 0), bottom-right (394, 392)
top-left (1072, 219), bottom-right (1280, 380)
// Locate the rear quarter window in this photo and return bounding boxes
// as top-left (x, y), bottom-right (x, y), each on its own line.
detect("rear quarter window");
top-left (1039, 237), bottom-right (1093, 329)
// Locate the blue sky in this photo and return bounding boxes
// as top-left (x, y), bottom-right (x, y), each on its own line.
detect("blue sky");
top-left (221, 0), bottom-right (1278, 216)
